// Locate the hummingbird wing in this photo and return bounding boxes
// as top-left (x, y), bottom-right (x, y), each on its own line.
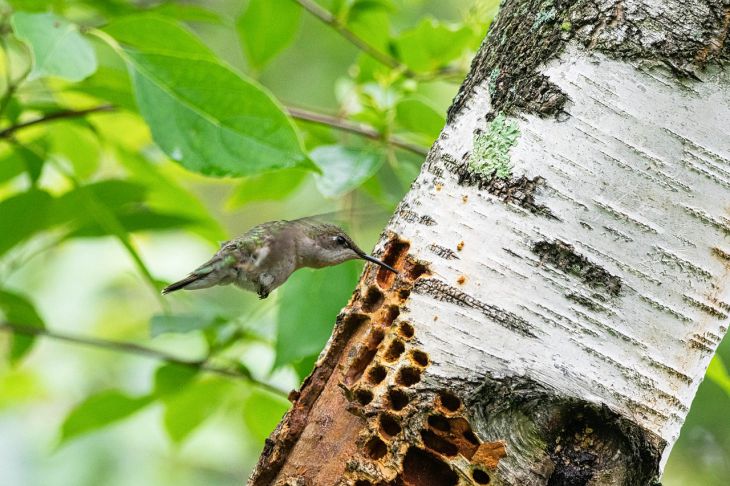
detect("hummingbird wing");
top-left (162, 251), bottom-right (239, 294)
top-left (162, 220), bottom-right (294, 295)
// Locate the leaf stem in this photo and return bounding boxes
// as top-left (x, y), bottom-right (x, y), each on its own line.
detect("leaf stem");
top-left (0, 104), bottom-right (115, 139)
top-left (0, 321), bottom-right (289, 397)
top-left (290, 0), bottom-right (415, 76)
top-left (286, 105), bottom-right (428, 156)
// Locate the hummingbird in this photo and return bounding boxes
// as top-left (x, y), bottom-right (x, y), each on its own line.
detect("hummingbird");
top-left (162, 217), bottom-right (397, 298)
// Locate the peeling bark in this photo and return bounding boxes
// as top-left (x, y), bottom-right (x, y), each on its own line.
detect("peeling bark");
top-left (249, 0), bottom-right (730, 484)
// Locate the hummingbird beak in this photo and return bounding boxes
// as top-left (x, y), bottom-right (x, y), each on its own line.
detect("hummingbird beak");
top-left (359, 252), bottom-right (398, 274)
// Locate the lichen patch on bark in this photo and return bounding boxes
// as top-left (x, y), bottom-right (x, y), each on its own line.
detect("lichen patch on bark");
top-left (437, 149), bottom-right (557, 219)
top-left (468, 114), bottom-right (520, 179)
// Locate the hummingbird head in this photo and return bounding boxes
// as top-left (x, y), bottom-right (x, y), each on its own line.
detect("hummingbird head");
top-left (307, 224), bottom-right (398, 274)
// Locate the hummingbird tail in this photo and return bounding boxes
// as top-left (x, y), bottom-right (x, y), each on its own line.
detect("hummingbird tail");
top-left (162, 274), bottom-right (208, 295)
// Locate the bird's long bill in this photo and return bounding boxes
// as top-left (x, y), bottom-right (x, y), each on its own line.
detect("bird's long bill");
top-left (360, 252), bottom-right (398, 274)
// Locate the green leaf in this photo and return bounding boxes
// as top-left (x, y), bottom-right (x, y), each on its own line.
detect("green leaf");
top-left (394, 18), bottom-right (473, 72)
top-left (0, 368), bottom-right (44, 407)
top-left (275, 262), bottom-right (359, 368)
top-left (237, 0), bottom-right (301, 69)
top-left (7, 0), bottom-right (66, 12)
top-left (106, 17), bottom-right (311, 177)
top-left (395, 97), bottom-right (445, 141)
top-left (149, 313), bottom-right (222, 337)
top-left (243, 389), bottom-right (289, 442)
top-left (0, 181), bottom-right (162, 257)
top-left (0, 149), bottom-right (26, 184)
top-left (60, 390), bottom-right (153, 444)
top-left (0, 145), bottom-right (44, 184)
top-left (49, 124), bottom-right (101, 180)
top-left (104, 15), bottom-right (216, 60)
top-left (68, 209), bottom-right (197, 238)
top-left (345, 5), bottom-right (391, 51)
top-left (149, 4), bottom-right (222, 23)
top-left (0, 290), bottom-right (45, 363)
top-left (153, 364), bottom-right (199, 398)
top-left (707, 356), bottom-right (730, 397)
top-left (312, 145), bottom-right (385, 198)
top-left (0, 189), bottom-right (56, 257)
top-left (163, 379), bottom-right (231, 444)
top-left (11, 12), bottom-right (97, 81)
top-left (70, 40), bottom-right (136, 111)
top-left (227, 169), bottom-right (306, 208)
top-left (52, 180), bottom-right (147, 223)
top-left (115, 149), bottom-right (226, 242)
top-left (291, 354), bottom-right (318, 381)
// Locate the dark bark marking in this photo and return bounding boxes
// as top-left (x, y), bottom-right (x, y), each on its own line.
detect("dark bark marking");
top-left (440, 151), bottom-right (558, 218)
top-left (414, 278), bottom-right (538, 338)
top-left (399, 208), bottom-right (437, 226)
top-left (533, 239), bottom-right (622, 296)
top-left (428, 244), bottom-right (460, 260)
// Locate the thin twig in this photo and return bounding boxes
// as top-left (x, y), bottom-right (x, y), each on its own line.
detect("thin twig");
top-left (286, 105), bottom-right (429, 156)
top-left (0, 104), bottom-right (116, 139)
top-left (291, 0), bottom-right (416, 77)
top-left (0, 322), bottom-right (289, 398)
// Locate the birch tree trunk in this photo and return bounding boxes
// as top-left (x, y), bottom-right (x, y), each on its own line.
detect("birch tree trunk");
top-left (250, 0), bottom-right (730, 484)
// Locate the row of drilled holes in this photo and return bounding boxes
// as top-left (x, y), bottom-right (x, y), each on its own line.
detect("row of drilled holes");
top-left (353, 238), bottom-right (491, 486)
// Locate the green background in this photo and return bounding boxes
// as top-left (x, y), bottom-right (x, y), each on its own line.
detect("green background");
top-left (0, 1), bottom-right (725, 484)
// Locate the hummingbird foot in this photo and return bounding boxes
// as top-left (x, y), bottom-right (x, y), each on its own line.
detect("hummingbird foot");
top-left (257, 286), bottom-right (270, 299)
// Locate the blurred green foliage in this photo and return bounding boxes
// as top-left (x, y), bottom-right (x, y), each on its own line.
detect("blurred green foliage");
top-left (0, 0), bottom-right (725, 485)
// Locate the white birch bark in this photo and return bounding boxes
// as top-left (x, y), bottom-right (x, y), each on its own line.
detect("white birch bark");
top-left (251, 1), bottom-right (730, 484)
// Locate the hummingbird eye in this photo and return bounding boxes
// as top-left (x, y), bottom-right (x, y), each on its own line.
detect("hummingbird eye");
top-left (335, 235), bottom-right (348, 246)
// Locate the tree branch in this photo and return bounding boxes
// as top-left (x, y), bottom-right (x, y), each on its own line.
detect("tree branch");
top-left (0, 104), bottom-right (116, 139)
top-left (290, 0), bottom-right (417, 77)
top-left (286, 105), bottom-right (429, 156)
top-left (0, 322), bottom-right (289, 398)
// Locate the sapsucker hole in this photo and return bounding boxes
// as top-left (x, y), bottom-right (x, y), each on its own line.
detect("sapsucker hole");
top-left (421, 430), bottom-right (458, 457)
top-left (365, 436), bottom-right (387, 460)
top-left (427, 414), bottom-right (450, 432)
top-left (382, 305), bottom-right (400, 326)
top-left (384, 339), bottom-right (405, 362)
top-left (355, 388), bottom-right (374, 406)
top-left (405, 260), bottom-right (429, 280)
top-left (354, 480), bottom-right (372, 486)
top-left (368, 327), bottom-right (385, 345)
top-left (362, 286), bottom-right (385, 312)
top-left (376, 238), bottom-right (409, 288)
top-left (472, 469), bottom-right (491, 484)
top-left (345, 328), bottom-right (385, 385)
top-left (396, 366), bottom-right (421, 387)
top-left (438, 391), bottom-right (461, 412)
top-left (367, 365), bottom-right (387, 385)
top-left (463, 428), bottom-right (480, 445)
top-left (411, 349), bottom-right (429, 367)
top-left (402, 447), bottom-right (458, 486)
top-left (388, 388), bottom-right (409, 411)
top-left (399, 321), bottom-right (415, 338)
top-left (379, 413), bottom-right (402, 438)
